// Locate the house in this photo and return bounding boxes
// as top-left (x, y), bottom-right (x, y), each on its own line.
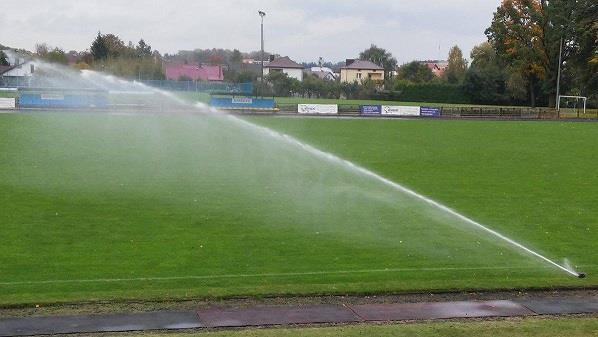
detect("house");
top-left (163, 63), bottom-right (224, 81)
top-left (308, 66), bottom-right (336, 80)
top-left (0, 50), bottom-right (35, 87)
top-left (340, 59), bottom-right (384, 83)
top-left (422, 60), bottom-right (448, 77)
top-left (305, 70), bottom-right (336, 81)
top-left (263, 56), bottom-right (304, 81)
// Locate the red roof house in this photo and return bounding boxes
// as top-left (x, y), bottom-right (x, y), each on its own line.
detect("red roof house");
top-left (422, 61), bottom-right (449, 77)
top-left (164, 63), bottom-right (224, 81)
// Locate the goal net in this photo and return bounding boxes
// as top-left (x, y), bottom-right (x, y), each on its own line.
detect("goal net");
top-left (558, 95), bottom-right (587, 117)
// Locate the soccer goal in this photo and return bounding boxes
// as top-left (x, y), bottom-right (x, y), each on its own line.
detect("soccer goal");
top-left (558, 95), bottom-right (587, 118)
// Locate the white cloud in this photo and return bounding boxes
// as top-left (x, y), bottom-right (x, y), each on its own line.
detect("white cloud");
top-left (0, 0), bottom-right (501, 63)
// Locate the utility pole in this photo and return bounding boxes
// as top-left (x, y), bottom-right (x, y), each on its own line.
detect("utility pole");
top-left (556, 36), bottom-right (563, 117)
top-left (258, 11), bottom-right (266, 99)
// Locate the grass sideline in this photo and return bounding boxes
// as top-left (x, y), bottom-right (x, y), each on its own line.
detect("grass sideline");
top-left (273, 96), bottom-right (506, 108)
top-left (118, 316), bottom-right (598, 337)
top-left (0, 113), bottom-right (595, 306)
top-left (0, 90), bottom-right (17, 98)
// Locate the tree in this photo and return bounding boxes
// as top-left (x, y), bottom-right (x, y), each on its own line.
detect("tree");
top-left (35, 43), bottom-right (50, 57)
top-left (231, 49), bottom-right (243, 64)
top-left (397, 61), bottom-right (434, 83)
top-left (34, 43), bottom-right (68, 64)
top-left (91, 32), bottom-right (108, 60)
top-left (0, 50), bottom-right (9, 66)
top-left (266, 72), bottom-right (300, 97)
top-left (102, 34), bottom-right (126, 58)
top-left (45, 48), bottom-right (68, 65)
top-left (359, 44), bottom-right (398, 80)
top-left (136, 39), bottom-right (152, 58)
top-left (485, 0), bottom-right (549, 107)
top-left (444, 45), bottom-right (468, 84)
top-left (555, 1), bottom-right (598, 107)
top-left (464, 42), bottom-right (509, 104)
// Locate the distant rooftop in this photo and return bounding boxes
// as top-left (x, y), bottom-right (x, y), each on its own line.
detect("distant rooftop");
top-left (264, 56), bottom-right (303, 69)
top-left (0, 65), bottom-right (12, 75)
top-left (341, 59), bottom-right (383, 70)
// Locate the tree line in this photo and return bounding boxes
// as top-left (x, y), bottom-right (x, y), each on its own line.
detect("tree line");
top-left (11, 0), bottom-right (596, 107)
top-left (263, 0), bottom-right (597, 108)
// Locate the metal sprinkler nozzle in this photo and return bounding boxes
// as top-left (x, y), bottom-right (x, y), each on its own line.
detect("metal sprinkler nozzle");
top-left (578, 272), bottom-right (586, 279)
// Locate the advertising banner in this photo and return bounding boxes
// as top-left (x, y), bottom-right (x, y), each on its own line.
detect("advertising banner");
top-left (40, 93), bottom-right (65, 100)
top-left (360, 105), bottom-right (382, 115)
top-left (209, 97), bottom-right (275, 109)
top-left (0, 98), bottom-right (16, 109)
top-left (420, 106), bottom-right (442, 117)
top-left (298, 104), bottom-right (338, 114)
top-left (231, 97), bottom-right (253, 104)
top-left (381, 105), bottom-right (420, 116)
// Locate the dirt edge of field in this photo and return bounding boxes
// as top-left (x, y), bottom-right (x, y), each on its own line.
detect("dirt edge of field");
top-left (2, 287), bottom-right (596, 318)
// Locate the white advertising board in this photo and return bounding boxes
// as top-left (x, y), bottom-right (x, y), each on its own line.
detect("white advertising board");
top-left (381, 105), bottom-right (420, 116)
top-left (0, 98), bottom-right (16, 110)
top-left (232, 97), bottom-right (253, 104)
top-left (298, 104), bottom-right (338, 114)
top-left (40, 94), bottom-right (65, 100)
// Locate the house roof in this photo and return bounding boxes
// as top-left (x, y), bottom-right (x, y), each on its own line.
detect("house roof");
top-left (341, 60), bottom-right (384, 70)
top-left (307, 70), bottom-right (336, 81)
top-left (0, 65), bottom-right (12, 75)
top-left (163, 63), bottom-right (224, 81)
top-left (264, 56), bottom-right (303, 69)
top-left (0, 60), bottom-right (32, 76)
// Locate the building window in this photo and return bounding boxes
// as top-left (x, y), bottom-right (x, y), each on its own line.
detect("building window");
top-left (356, 73), bottom-right (362, 79)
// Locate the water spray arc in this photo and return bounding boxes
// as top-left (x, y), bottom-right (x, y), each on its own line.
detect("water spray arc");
top-left (227, 116), bottom-right (584, 279)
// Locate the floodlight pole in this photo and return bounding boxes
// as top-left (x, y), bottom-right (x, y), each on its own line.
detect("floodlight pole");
top-left (556, 36), bottom-right (563, 118)
top-left (259, 11), bottom-right (266, 99)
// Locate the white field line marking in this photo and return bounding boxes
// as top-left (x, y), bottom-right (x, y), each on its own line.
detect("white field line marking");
top-left (0, 266), bottom-right (554, 286)
top-left (229, 116), bottom-right (580, 278)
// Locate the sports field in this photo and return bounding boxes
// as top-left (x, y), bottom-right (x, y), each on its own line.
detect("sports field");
top-left (0, 112), bottom-right (596, 306)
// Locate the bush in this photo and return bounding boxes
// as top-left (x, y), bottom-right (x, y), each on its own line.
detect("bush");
top-left (380, 81), bottom-right (470, 103)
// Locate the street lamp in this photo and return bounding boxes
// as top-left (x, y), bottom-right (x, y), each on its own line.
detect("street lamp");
top-left (258, 10), bottom-right (266, 98)
top-left (556, 35), bottom-right (563, 116)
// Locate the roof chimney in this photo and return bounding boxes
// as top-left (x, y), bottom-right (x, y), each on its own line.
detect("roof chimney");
top-left (346, 59), bottom-right (356, 66)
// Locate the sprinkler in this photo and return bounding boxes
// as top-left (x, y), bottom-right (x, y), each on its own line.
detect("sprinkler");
top-left (578, 272), bottom-right (586, 279)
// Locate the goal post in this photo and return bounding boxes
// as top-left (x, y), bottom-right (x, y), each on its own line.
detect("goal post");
top-left (558, 95), bottom-right (587, 118)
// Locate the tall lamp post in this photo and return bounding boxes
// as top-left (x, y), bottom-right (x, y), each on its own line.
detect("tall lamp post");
top-left (258, 10), bottom-right (266, 99)
top-left (556, 36), bottom-right (563, 118)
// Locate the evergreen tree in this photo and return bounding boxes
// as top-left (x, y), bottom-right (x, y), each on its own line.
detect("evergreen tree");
top-left (444, 45), bottom-right (468, 84)
top-left (90, 32), bottom-right (108, 61)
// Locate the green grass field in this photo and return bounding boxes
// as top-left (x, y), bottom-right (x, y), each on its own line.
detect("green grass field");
top-left (0, 112), bottom-right (596, 306)
top-left (0, 90), bottom-right (17, 98)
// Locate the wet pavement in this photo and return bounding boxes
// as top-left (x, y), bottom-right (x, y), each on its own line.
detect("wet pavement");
top-left (1, 296), bottom-right (596, 336)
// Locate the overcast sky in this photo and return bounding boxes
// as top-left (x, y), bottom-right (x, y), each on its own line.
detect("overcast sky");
top-left (0, 0), bottom-right (501, 64)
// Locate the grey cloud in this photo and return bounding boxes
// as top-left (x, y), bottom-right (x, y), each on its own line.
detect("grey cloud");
top-left (0, 0), bottom-right (500, 63)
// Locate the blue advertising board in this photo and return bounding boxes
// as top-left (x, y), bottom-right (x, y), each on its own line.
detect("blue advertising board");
top-left (18, 90), bottom-right (109, 109)
top-left (420, 106), bottom-right (442, 117)
top-left (210, 97), bottom-right (275, 110)
top-left (360, 105), bottom-right (382, 115)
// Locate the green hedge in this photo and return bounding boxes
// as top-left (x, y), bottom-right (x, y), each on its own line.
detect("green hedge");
top-left (374, 83), bottom-right (471, 104)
